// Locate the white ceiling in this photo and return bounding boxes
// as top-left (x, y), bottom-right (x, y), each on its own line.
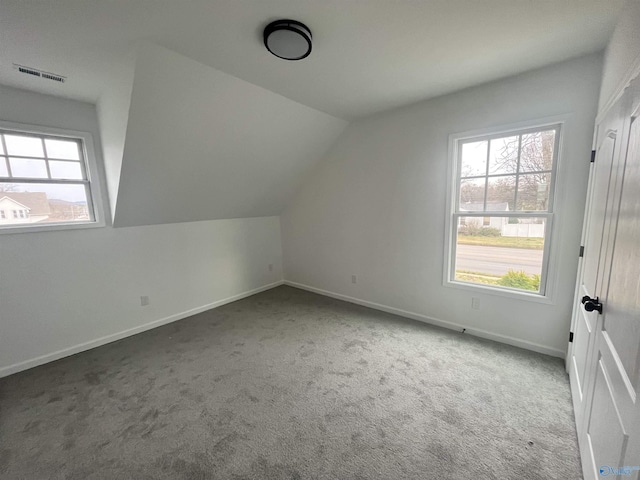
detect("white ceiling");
top-left (0, 0), bottom-right (623, 120)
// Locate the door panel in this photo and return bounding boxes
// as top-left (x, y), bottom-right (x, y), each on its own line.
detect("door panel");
top-left (572, 287), bottom-right (595, 400)
top-left (603, 114), bottom-right (640, 392)
top-left (581, 130), bottom-right (617, 292)
top-left (586, 357), bottom-right (628, 475)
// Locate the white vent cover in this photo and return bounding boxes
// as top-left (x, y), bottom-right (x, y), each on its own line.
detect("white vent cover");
top-left (13, 64), bottom-right (66, 83)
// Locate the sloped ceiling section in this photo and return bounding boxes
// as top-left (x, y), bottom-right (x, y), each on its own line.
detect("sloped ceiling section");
top-left (112, 42), bottom-right (347, 227)
top-left (96, 54), bottom-right (135, 220)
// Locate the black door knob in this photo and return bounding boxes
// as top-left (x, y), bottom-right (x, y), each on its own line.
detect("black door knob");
top-left (581, 296), bottom-right (603, 314)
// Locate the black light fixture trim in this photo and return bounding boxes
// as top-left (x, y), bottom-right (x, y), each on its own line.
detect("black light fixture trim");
top-left (263, 19), bottom-right (312, 61)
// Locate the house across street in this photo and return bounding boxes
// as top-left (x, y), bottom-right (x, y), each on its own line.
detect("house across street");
top-left (0, 191), bottom-right (88, 225)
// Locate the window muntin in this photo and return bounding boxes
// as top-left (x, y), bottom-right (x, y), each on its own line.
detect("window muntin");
top-left (449, 124), bottom-right (560, 296)
top-left (0, 127), bottom-right (100, 230)
top-left (456, 128), bottom-right (557, 213)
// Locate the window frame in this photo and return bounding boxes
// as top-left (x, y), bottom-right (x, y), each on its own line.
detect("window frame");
top-left (0, 120), bottom-right (106, 234)
top-left (443, 116), bottom-right (567, 304)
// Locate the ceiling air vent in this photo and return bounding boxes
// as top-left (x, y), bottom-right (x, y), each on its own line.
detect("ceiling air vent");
top-left (13, 64), bottom-right (66, 83)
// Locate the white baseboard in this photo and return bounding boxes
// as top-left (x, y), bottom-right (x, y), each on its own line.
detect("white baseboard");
top-left (0, 280), bottom-right (284, 378)
top-left (284, 280), bottom-right (565, 358)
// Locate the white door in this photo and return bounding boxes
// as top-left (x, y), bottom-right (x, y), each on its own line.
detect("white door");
top-left (569, 97), bottom-right (622, 429)
top-left (570, 78), bottom-right (640, 480)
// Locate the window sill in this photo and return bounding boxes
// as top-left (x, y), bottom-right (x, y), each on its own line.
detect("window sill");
top-left (444, 279), bottom-right (555, 305)
top-left (0, 220), bottom-right (105, 235)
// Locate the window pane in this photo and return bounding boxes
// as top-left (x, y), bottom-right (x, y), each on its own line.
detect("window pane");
top-left (9, 158), bottom-right (48, 178)
top-left (0, 183), bottom-right (91, 226)
top-left (45, 139), bottom-right (80, 160)
top-left (486, 175), bottom-right (516, 211)
top-left (4, 135), bottom-right (44, 157)
top-left (460, 140), bottom-right (487, 177)
top-left (49, 161), bottom-right (83, 180)
top-left (0, 159), bottom-right (7, 177)
top-left (488, 135), bottom-right (518, 175)
top-left (455, 216), bottom-right (546, 293)
top-left (517, 172), bottom-right (551, 211)
top-left (460, 177), bottom-right (485, 208)
top-left (519, 130), bottom-right (555, 173)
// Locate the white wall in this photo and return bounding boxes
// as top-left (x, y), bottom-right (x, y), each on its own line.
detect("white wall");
top-left (0, 85), bottom-right (283, 376)
top-left (96, 55), bottom-right (135, 221)
top-left (113, 43), bottom-right (347, 228)
top-left (281, 54), bottom-right (603, 357)
top-left (598, 0), bottom-right (640, 113)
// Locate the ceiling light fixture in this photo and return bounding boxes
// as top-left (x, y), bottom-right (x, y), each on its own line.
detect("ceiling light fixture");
top-left (263, 19), bottom-right (312, 61)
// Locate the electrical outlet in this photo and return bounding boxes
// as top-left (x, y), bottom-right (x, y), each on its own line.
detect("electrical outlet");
top-left (140, 296), bottom-right (150, 306)
top-left (351, 275), bottom-right (357, 284)
top-left (471, 297), bottom-right (480, 310)
top-left (268, 264), bottom-right (273, 272)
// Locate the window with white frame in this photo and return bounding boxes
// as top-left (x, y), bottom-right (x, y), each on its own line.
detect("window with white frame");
top-left (0, 123), bottom-right (104, 231)
top-left (446, 123), bottom-right (560, 296)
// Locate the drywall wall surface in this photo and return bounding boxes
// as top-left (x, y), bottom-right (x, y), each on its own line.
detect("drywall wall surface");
top-left (0, 85), bottom-right (283, 375)
top-left (113, 42), bottom-right (347, 227)
top-left (0, 216), bottom-right (282, 375)
top-left (282, 54), bottom-right (603, 355)
top-left (96, 56), bottom-right (135, 221)
top-left (599, 0), bottom-right (640, 112)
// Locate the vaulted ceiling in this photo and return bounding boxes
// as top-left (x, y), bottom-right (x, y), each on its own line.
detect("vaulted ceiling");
top-left (0, 0), bottom-right (624, 227)
top-left (110, 43), bottom-right (347, 227)
top-left (0, 0), bottom-right (623, 119)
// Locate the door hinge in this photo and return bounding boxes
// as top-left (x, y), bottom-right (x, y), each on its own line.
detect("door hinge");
top-left (591, 150), bottom-right (596, 163)
top-left (579, 245), bottom-right (585, 257)
top-left (569, 331), bottom-right (574, 343)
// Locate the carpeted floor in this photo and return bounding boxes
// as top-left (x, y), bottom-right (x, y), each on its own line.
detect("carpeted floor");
top-left (0, 286), bottom-right (581, 479)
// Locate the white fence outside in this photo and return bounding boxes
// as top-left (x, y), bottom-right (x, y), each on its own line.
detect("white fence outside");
top-left (501, 224), bottom-right (545, 238)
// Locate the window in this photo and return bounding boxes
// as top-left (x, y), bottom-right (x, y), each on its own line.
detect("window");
top-left (0, 122), bottom-right (104, 232)
top-left (0, 210), bottom-right (5, 219)
top-left (445, 122), bottom-right (560, 297)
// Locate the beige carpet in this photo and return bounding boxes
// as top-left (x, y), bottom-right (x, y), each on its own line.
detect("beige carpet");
top-left (0, 286), bottom-right (581, 479)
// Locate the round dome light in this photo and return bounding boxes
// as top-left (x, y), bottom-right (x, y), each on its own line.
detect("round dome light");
top-left (263, 19), bottom-right (312, 61)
